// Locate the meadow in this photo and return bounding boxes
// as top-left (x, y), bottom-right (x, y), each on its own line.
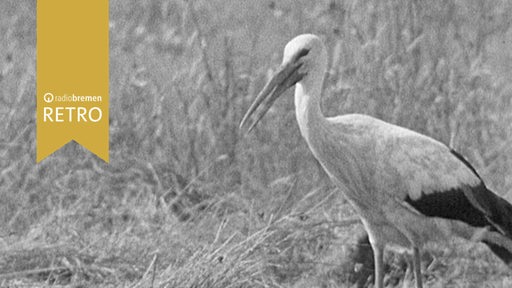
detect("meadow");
top-left (1, 0), bottom-right (512, 287)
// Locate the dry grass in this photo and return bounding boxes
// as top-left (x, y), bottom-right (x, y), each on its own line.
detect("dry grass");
top-left (1, 0), bottom-right (512, 287)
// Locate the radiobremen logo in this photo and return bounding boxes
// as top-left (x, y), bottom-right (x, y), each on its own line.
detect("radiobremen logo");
top-left (42, 93), bottom-right (103, 123)
top-left (37, 0), bottom-right (109, 163)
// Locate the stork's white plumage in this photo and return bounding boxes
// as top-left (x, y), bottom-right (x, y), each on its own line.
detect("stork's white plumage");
top-left (240, 34), bottom-right (512, 288)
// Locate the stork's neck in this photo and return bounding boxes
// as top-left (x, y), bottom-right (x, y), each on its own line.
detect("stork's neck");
top-left (294, 74), bottom-right (370, 212)
top-left (294, 74), bottom-right (327, 141)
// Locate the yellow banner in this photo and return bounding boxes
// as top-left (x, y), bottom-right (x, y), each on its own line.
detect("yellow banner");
top-left (37, 0), bottom-right (109, 162)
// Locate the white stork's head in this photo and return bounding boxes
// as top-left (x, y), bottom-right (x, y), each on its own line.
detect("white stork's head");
top-left (240, 34), bottom-right (327, 132)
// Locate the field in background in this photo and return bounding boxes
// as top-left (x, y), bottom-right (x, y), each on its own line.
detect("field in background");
top-left (1, 0), bottom-right (512, 287)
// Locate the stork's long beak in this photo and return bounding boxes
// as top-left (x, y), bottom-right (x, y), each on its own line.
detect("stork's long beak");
top-left (240, 60), bottom-right (306, 133)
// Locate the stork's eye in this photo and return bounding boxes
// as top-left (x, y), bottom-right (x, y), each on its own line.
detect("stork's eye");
top-left (294, 48), bottom-right (310, 61)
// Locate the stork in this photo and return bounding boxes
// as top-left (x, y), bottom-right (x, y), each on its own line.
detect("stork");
top-left (240, 34), bottom-right (512, 288)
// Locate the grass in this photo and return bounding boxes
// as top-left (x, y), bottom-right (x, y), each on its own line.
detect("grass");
top-left (1, 0), bottom-right (512, 287)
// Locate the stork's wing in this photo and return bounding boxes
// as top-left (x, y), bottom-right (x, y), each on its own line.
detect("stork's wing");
top-left (377, 128), bottom-right (512, 235)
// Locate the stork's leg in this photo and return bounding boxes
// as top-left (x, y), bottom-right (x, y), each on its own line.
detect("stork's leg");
top-left (372, 245), bottom-right (384, 288)
top-left (412, 247), bottom-right (423, 288)
top-left (402, 254), bottom-right (413, 288)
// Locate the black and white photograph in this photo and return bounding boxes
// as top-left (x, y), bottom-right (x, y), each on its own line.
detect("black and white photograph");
top-left (1, 0), bottom-right (512, 287)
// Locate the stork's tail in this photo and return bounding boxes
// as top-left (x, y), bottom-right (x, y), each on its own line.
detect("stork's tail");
top-left (476, 188), bottom-right (512, 268)
top-left (484, 242), bottom-right (512, 267)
